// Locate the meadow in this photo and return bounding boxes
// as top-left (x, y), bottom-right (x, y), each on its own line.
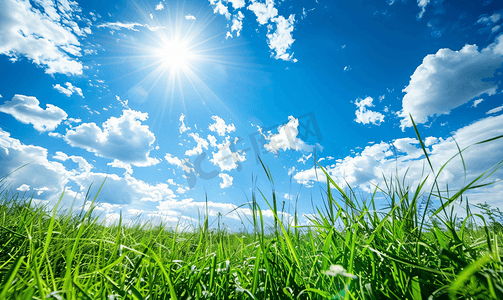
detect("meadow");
top-left (1, 122), bottom-right (502, 300)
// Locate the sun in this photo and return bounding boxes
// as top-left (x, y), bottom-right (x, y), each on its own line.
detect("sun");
top-left (155, 39), bottom-right (194, 71)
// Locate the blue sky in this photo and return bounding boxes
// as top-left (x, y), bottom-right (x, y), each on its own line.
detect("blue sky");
top-left (1, 0), bottom-right (503, 230)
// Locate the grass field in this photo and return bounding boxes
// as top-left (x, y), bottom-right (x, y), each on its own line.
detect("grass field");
top-left (1, 123), bottom-right (503, 299)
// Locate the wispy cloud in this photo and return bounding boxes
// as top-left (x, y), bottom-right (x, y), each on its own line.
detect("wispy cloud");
top-left (53, 82), bottom-right (84, 98)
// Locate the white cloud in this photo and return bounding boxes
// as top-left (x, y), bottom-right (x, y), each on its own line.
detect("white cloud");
top-left (179, 113), bottom-right (191, 134)
top-left (230, 11), bottom-right (245, 37)
top-left (97, 21), bottom-right (143, 31)
top-left (219, 173), bottom-right (233, 188)
top-left (487, 104), bottom-right (503, 115)
top-left (155, 2), bottom-right (164, 10)
top-left (208, 116), bottom-right (236, 136)
top-left (284, 193), bottom-right (293, 200)
top-left (97, 22), bottom-right (164, 33)
top-left (228, 0), bottom-right (245, 9)
top-left (116, 95), bottom-right (129, 109)
top-left (262, 116), bottom-right (312, 154)
top-left (52, 151), bottom-right (93, 173)
top-left (64, 109), bottom-right (160, 167)
top-left (267, 15), bottom-right (297, 62)
top-left (73, 172), bottom-right (177, 205)
top-left (0, 94), bottom-right (67, 132)
top-left (185, 133), bottom-right (209, 156)
top-left (472, 99), bottom-right (484, 108)
top-left (424, 136), bottom-right (438, 147)
top-left (107, 159), bottom-right (133, 175)
top-left (53, 82), bottom-right (84, 98)
top-left (185, 14), bottom-right (196, 20)
top-left (417, 0), bottom-right (430, 19)
top-left (17, 184), bottom-right (30, 192)
top-left (165, 153), bottom-right (194, 174)
top-left (398, 35), bottom-right (503, 130)
top-left (248, 0), bottom-right (278, 25)
top-left (209, 0), bottom-right (231, 20)
top-left (354, 97), bottom-right (385, 125)
top-left (209, 137), bottom-right (246, 171)
top-left (0, 129), bottom-right (181, 221)
top-left (0, 129), bottom-right (73, 201)
top-left (0, 0), bottom-right (84, 75)
top-left (294, 114), bottom-right (503, 210)
top-left (298, 153), bottom-right (312, 164)
top-left (165, 153), bottom-right (183, 168)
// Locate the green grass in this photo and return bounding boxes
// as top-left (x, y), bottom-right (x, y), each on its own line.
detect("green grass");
top-left (1, 120), bottom-right (503, 299)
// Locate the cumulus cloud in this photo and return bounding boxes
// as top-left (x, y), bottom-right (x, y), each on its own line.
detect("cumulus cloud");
top-left (208, 116), bottom-right (236, 136)
top-left (229, 11), bottom-right (245, 37)
top-left (155, 2), bottom-right (164, 10)
top-left (64, 109), bottom-right (160, 167)
top-left (0, 129), bottom-right (183, 225)
top-left (398, 35), bottom-right (503, 130)
top-left (219, 173), bottom-right (233, 188)
top-left (228, 0), bottom-right (246, 9)
top-left (73, 172), bottom-right (177, 204)
top-left (0, 0), bottom-right (85, 75)
top-left (207, 0), bottom-right (296, 62)
top-left (209, 0), bottom-right (231, 20)
top-left (248, 0), bottom-right (278, 25)
top-left (185, 14), bottom-right (196, 20)
top-left (294, 114), bottom-right (503, 209)
top-left (1, 120), bottom-right (296, 228)
top-left (53, 82), bottom-right (84, 98)
top-left (247, 0), bottom-right (297, 61)
top-left (354, 97), bottom-right (385, 125)
top-left (209, 137), bottom-right (246, 171)
top-left (0, 94), bottom-right (67, 132)
top-left (0, 129), bottom-right (73, 201)
top-left (262, 116), bottom-right (313, 154)
top-left (17, 184), bottom-right (30, 192)
top-left (267, 15), bottom-right (297, 62)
